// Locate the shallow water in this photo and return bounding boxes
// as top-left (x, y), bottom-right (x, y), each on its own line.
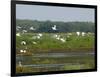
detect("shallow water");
top-left (16, 51), bottom-right (95, 73)
top-left (16, 52), bottom-right (94, 60)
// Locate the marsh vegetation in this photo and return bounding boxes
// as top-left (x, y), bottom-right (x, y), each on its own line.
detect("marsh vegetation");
top-left (16, 19), bottom-right (95, 73)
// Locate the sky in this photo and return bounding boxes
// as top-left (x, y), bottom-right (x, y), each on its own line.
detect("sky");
top-left (16, 4), bottom-right (95, 22)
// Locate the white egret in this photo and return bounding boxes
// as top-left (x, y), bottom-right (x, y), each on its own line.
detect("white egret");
top-left (56, 35), bottom-right (60, 40)
top-left (20, 50), bottom-right (24, 53)
top-left (30, 27), bottom-right (36, 30)
top-left (32, 41), bottom-right (37, 44)
top-left (20, 49), bottom-right (26, 53)
top-left (23, 50), bottom-right (26, 53)
top-left (55, 34), bottom-right (58, 37)
top-left (82, 32), bottom-right (85, 36)
top-left (87, 32), bottom-right (93, 36)
top-left (53, 34), bottom-right (58, 38)
top-left (56, 37), bottom-right (60, 40)
top-left (76, 32), bottom-right (80, 36)
top-left (37, 36), bottom-right (41, 39)
top-left (21, 41), bottom-right (26, 45)
top-left (60, 38), bottom-right (66, 43)
top-left (38, 33), bottom-right (43, 37)
top-left (52, 25), bottom-right (57, 30)
top-left (17, 26), bottom-right (21, 29)
top-left (18, 61), bottom-right (22, 67)
top-left (22, 30), bottom-right (27, 34)
top-left (16, 33), bottom-right (21, 37)
top-left (16, 28), bottom-right (19, 31)
top-left (32, 35), bottom-right (41, 39)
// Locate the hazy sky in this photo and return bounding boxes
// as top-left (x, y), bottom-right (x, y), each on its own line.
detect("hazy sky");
top-left (16, 4), bottom-right (95, 22)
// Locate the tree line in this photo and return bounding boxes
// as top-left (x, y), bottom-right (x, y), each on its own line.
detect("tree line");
top-left (16, 19), bottom-right (95, 33)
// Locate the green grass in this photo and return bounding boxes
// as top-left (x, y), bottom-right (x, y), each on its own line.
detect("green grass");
top-left (16, 33), bottom-right (94, 54)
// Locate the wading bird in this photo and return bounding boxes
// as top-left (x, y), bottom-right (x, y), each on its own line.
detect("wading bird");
top-left (16, 28), bottom-right (19, 31)
top-left (32, 35), bottom-right (41, 39)
top-left (16, 33), bottom-right (21, 37)
top-left (20, 49), bottom-right (26, 53)
top-left (18, 61), bottom-right (22, 67)
top-left (37, 36), bottom-right (41, 39)
top-left (17, 26), bottom-right (21, 29)
top-left (53, 34), bottom-right (58, 38)
top-left (20, 50), bottom-right (24, 53)
top-left (23, 50), bottom-right (26, 53)
top-left (32, 41), bottom-right (37, 44)
top-left (82, 32), bottom-right (85, 36)
top-left (22, 30), bottom-right (27, 34)
top-left (76, 32), bottom-right (80, 36)
top-left (56, 37), bottom-right (60, 40)
top-left (52, 25), bottom-right (57, 30)
top-left (38, 33), bottom-right (43, 37)
top-left (60, 38), bottom-right (66, 43)
top-left (56, 35), bottom-right (60, 40)
top-left (30, 27), bottom-right (36, 30)
top-left (21, 41), bottom-right (26, 45)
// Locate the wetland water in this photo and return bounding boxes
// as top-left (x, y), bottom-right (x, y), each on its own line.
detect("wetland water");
top-left (16, 51), bottom-right (95, 73)
top-left (16, 52), bottom-right (94, 59)
top-left (16, 51), bottom-right (95, 69)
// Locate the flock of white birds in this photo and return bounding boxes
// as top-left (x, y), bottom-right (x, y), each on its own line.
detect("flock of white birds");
top-left (17, 25), bottom-right (93, 67)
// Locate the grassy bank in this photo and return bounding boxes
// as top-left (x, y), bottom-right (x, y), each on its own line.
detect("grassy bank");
top-left (16, 33), bottom-right (95, 54)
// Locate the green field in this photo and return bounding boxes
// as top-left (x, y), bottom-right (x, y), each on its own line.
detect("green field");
top-left (16, 33), bottom-right (94, 54)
